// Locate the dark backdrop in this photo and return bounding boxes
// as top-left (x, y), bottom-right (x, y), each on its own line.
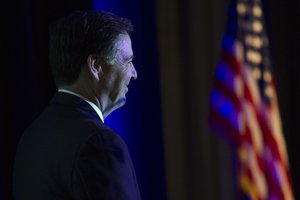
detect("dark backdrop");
top-left (156, 0), bottom-right (300, 199)
top-left (0, 1), bottom-right (88, 199)
top-left (1, 0), bottom-right (299, 200)
top-left (0, 0), bottom-right (166, 200)
top-left (266, 0), bottom-right (300, 198)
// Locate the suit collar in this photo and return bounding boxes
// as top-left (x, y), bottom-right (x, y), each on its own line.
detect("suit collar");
top-left (57, 89), bottom-right (104, 122)
top-left (50, 92), bottom-right (103, 123)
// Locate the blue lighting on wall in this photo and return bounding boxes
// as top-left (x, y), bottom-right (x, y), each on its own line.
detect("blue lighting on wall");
top-left (92, 1), bottom-right (125, 139)
top-left (92, 1), bottom-right (167, 200)
top-left (93, 0), bottom-right (121, 13)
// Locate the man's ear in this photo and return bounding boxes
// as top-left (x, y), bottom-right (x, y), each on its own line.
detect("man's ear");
top-left (87, 54), bottom-right (102, 80)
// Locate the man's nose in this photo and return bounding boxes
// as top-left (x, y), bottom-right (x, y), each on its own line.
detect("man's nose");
top-left (131, 64), bottom-right (137, 80)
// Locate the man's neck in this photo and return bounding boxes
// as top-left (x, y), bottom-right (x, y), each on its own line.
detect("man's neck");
top-left (58, 87), bottom-right (105, 122)
top-left (59, 84), bottom-right (103, 112)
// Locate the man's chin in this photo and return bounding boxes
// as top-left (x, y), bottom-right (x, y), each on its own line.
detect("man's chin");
top-left (114, 97), bottom-right (126, 109)
top-left (103, 97), bottom-right (126, 116)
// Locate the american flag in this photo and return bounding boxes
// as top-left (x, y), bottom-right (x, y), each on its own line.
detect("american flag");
top-left (208, 0), bottom-right (294, 199)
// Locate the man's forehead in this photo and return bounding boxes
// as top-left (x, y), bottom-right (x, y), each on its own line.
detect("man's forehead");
top-left (115, 34), bottom-right (131, 49)
top-left (114, 34), bottom-right (133, 59)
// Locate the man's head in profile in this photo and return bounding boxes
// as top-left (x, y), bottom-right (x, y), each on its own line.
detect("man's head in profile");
top-left (49, 10), bottom-right (137, 118)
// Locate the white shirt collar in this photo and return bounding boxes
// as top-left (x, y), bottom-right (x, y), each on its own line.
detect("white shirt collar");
top-left (58, 89), bottom-right (104, 123)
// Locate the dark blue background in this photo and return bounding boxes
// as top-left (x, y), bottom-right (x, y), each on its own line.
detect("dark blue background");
top-left (0, 0), bottom-right (166, 199)
top-left (93, 1), bottom-right (166, 200)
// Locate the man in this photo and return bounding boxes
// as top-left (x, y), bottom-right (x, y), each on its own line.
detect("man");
top-left (13, 10), bottom-right (141, 200)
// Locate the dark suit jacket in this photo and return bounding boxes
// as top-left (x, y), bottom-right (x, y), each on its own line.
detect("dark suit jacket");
top-left (13, 92), bottom-right (141, 200)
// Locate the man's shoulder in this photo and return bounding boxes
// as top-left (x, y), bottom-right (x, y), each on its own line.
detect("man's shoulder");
top-left (18, 97), bottom-right (108, 151)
